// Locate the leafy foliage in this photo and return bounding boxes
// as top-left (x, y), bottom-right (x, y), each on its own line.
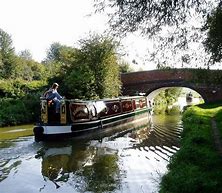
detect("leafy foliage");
top-left (203, 5), bottom-right (222, 63)
top-left (45, 42), bottom-right (77, 65)
top-left (0, 28), bottom-right (14, 57)
top-left (153, 88), bottom-right (182, 114)
top-left (94, 0), bottom-right (222, 68)
top-left (44, 42), bottom-right (78, 81)
top-left (0, 29), bottom-right (123, 126)
top-left (0, 79), bottom-right (47, 98)
top-left (45, 42), bottom-right (63, 62)
top-left (119, 60), bottom-right (133, 73)
top-left (0, 29), bottom-right (50, 81)
top-left (0, 28), bottom-right (15, 78)
top-left (18, 49), bottom-right (32, 60)
top-left (0, 29), bottom-right (53, 126)
top-left (0, 95), bottom-right (40, 126)
top-left (63, 34), bottom-right (121, 99)
top-left (94, 0), bottom-right (214, 36)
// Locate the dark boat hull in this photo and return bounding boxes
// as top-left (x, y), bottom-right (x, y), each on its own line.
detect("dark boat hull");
top-left (34, 108), bottom-right (149, 141)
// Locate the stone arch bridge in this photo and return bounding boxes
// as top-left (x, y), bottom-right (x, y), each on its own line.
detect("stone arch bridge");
top-left (121, 69), bottom-right (222, 103)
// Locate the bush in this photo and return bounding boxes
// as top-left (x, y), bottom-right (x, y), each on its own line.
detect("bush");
top-left (0, 95), bottom-right (40, 126)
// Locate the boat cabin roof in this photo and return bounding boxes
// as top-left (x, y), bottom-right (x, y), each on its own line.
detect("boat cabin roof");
top-left (67, 96), bottom-right (146, 103)
top-left (40, 96), bottom-right (146, 105)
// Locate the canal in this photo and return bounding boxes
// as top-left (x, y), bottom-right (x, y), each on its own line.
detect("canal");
top-left (0, 114), bottom-right (182, 193)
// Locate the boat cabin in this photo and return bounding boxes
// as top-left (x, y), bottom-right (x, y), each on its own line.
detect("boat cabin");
top-left (40, 96), bottom-right (148, 125)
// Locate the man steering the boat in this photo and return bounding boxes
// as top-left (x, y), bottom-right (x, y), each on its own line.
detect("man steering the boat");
top-left (44, 83), bottom-right (63, 113)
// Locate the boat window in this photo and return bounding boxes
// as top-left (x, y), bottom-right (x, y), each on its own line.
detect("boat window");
top-left (69, 103), bottom-right (89, 121)
top-left (99, 101), bottom-right (121, 117)
top-left (112, 104), bottom-right (119, 112)
top-left (122, 100), bottom-right (133, 112)
top-left (134, 98), bottom-right (147, 109)
top-left (139, 98), bottom-right (147, 108)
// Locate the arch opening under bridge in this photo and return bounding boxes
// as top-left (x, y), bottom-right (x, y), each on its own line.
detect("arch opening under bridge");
top-left (145, 87), bottom-right (204, 111)
top-left (121, 69), bottom-right (222, 103)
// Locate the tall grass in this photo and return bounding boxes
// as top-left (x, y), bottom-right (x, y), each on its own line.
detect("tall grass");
top-left (159, 103), bottom-right (222, 193)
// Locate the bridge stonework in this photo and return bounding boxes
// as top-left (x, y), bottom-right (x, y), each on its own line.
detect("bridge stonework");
top-left (121, 69), bottom-right (222, 103)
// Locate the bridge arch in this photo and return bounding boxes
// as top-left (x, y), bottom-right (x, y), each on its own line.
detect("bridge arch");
top-left (145, 85), bottom-right (205, 102)
top-left (121, 69), bottom-right (222, 103)
top-left (146, 86), bottom-right (204, 105)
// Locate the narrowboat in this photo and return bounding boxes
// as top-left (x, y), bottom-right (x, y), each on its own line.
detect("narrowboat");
top-left (33, 96), bottom-right (151, 142)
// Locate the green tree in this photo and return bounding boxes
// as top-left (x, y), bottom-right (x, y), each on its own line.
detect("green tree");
top-left (45, 42), bottom-right (76, 63)
top-left (7, 55), bottom-right (48, 81)
top-left (119, 61), bottom-right (133, 73)
top-left (94, 0), bottom-right (215, 36)
top-left (203, 5), bottom-right (222, 63)
top-left (45, 42), bottom-right (63, 62)
top-left (0, 28), bottom-right (15, 78)
top-left (19, 49), bottom-right (32, 60)
top-left (44, 43), bottom-right (77, 78)
top-left (0, 29), bottom-right (14, 58)
top-left (153, 87), bottom-right (182, 114)
top-left (94, 0), bottom-right (221, 68)
top-left (0, 53), bottom-right (4, 76)
top-left (64, 34), bottom-right (121, 99)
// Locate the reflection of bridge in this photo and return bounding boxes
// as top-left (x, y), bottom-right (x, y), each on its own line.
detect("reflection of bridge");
top-left (121, 69), bottom-right (222, 103)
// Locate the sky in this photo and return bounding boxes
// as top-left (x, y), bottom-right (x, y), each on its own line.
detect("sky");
top-left (1, 0), bottom-right (221, 71)
top-left (0, 0), bottom-right (154, 70)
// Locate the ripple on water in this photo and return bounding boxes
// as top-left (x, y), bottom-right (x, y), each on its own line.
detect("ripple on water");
top-left (0, 115), bottom-right (182, 193)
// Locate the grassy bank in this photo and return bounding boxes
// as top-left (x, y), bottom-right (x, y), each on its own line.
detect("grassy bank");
top-left (159, 103), bottom-right (222, 193)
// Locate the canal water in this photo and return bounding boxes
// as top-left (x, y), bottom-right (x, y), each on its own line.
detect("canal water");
top-left (0, 114), bottom-right (182, 193)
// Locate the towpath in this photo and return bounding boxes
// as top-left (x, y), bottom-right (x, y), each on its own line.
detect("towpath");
top-left (211, 118), bottom-right (222, 157)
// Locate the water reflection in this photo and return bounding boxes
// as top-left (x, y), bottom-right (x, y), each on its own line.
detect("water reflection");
top-left (38, 141), bottom-right (121, 192)
top-left (81, 153), bottom-right (120, 192)
top-left (0, 114), bottom-right (182, 193)
top-left (0, 141), bottom-right (15, 149)
top-left (132, 115), bottom-right (181, 163)
top-left (0, 160), bottom-right (22, 182)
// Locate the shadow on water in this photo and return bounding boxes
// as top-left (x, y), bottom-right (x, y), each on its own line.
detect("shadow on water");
top-left (0, 114), bottom-right (182, 193)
